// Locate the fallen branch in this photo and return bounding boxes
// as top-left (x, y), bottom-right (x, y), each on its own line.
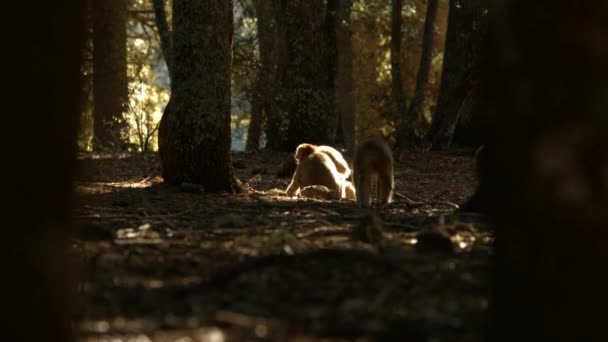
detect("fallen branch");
top-left (394, 192), bottom-right (460, 209)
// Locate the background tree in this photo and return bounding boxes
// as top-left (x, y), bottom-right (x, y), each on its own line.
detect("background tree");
top-left (390, 0), bottom-right (409, 142)
top-left (247, 0), bottom-right (277, 151)
top-left (325, 0), bottom-right (339, 143)
top-left (396, 0), bottom-right (439, 148)
top-left (161, 0), bottom-right (240, 192)
top-left (151, 0), bottom-right (172, 77)
top-left (424, 0), bottom-right (486, 150)
top-left (273, 0), bottom-right (337, 151)
top-left (481, 1), bottom-right (608, 340)
top-left (92, 0), bottom-right (129, 151)
top-left (336, 0), bottom-right (357, 151)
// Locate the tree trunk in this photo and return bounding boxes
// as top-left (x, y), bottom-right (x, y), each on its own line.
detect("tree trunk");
top-left (391, 0), bottom-right (411, 148)
top-left (405, 0), bottom-right (439, 133)
top-left (276, 0), bottom-right (335, 151)
top-left (151, 0), bottom-right (172, 77)
top-left (336, 0), bottom-right (356, 151)
top-left (482, 2), bottom-right (608, 340)
top-left (325, 0), bottom-right (339, 143)
top-left (154, 0), bottom-right (173, 171)
top-left (247, 0), bottom-right (277, 151)
top-left (424, 0), bottom-right (485, 150)
top-left (92, 0), bottom-right (128, 151)
top-left (161, 0), bottom-right (240, 193)
top-left (10, 2), bottom-right (84, 341)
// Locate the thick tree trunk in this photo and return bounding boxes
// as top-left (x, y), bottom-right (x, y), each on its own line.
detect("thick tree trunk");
top-left (252, 0), bottom-right (283, 150)
top-left (325, 0), bottom-right (339, 143)
top-left (276, 0), bottom-right (335, 151)
top-left (247, 0), bottom-right (277, 151)
top-left (154, 0), bottom-right (173, 167)
top-left (391, 0), bottom-right (412, 148)
top-left (151, 0), bottom-right (172, 77)
top-left (483, 2), bottom-right (608, 340)
top-left (161, 0), bottom-right (240, 192)
top-left (9, 2), bottom-right (84, 341)
top-left (424, 0), bottom-right (485, 150)
top-left (336, 0), bottom-right (356, 151)
top-left (406, 0), bottom-right (439, 131)
top-left (92, 0), bottom-right (128, 151)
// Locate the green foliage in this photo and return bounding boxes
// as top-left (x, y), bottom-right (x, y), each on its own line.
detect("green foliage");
top-left (352, 0), bottom-right (448, 140)
top-left (127, 64), bottom-right (168, 152)
top-left (78, 0), bottom-right (170, 152)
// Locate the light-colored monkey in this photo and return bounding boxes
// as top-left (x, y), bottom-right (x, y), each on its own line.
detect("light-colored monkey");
top-left (286, 149), bottom-right (343, 197)
top-left (287, 144), bottom-right (356, 200)
top-left (353, 137), bottom-right (394, 208)
top-left (294, 144), bottom-right (351, 179)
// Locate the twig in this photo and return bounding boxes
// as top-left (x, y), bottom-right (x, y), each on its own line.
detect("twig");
top-left (394, 191), bottom-right (460, 209)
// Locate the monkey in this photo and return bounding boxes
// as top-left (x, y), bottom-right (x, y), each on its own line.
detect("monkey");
top-left (286, 149), bottom-right (344, 197)
top-left (342, 180), bottom-right (357, 200)
top-left (353, 137), bottom-right (394, 208)
top-left (294, 143), bottom-right (351, 179)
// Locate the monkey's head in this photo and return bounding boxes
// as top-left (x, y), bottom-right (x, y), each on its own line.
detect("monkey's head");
top-left (294, 143), bottom-right (317, 164)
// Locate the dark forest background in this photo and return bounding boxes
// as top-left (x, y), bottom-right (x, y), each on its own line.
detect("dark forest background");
top-left (13, 0), bottom-right (608, 341)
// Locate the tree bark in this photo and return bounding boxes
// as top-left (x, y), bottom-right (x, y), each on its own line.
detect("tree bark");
top-left (9, 2), bottom-right (84, 341)
top-left (325, 0), bottom-right (339, 143)
top-left (405, 0), bottom-right (439, 132)
top-left (336, 0), bottom-right (356, 151)
top-left (151, 0), bottom-right (172, 77)
top-left (92, 0), bottom-right (128, 151)
top-left (482, 1), bottom-right (608, 340)
top-left (161, 0), bottom-right (240, 192)
top-left (275, 0), bottom-right (336, 151)
top-left (391, 0), bottom-right (411, 148)
top-left (247, 0), bottom-right (277, 151)
top-left (423, 0), bottom-right (486, 150)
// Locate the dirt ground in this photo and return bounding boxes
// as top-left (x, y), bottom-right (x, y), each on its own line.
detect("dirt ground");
top-left (73, 149), bottom-right (492, 342)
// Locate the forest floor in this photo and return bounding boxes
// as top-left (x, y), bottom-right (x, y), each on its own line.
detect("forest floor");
top-left (73, 149), bottom-right (492, 342)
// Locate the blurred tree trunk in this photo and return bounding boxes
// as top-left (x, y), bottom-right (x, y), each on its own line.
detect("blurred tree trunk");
top-left (482, 2), bottom-right (608, 340)
top-left (152, 0), bottom-right (172, 77)
top-left (424, 0), bottom-right (486, 150)
top-left (154, 0), bottom-right (173, 171)
top-left (325, 0), bottom-right (339, 143)
top-left (161, 0), bottom-right (240, 192)
top-left (8, 2), bottom-right (84, 341)
top-left (397, 0), bottom-right (438, 148)
top-left (336, 0), bottom-right (356, 151)
top-left (92, 0), bottom-right (128, 151)
top-left (405, 0), bottom-right (438, 137)
top-left (391, 0), bottom-right (409, 140)
top-left (247, 0), bottom-right (277, 151)
top-left (274, 0), bottom-right (335, 151)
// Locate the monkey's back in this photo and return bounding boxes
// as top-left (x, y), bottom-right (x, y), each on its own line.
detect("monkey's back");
top-left (353, 137), bottom-right (394, 207)
top-left (298, 152), bottom-right (342, 191)
top-left (353, 138), bottom-right (394, 177)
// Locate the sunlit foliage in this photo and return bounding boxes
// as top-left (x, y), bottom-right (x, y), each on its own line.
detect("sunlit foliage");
top-left (352, 0), bottom-right (448, 140)
top-left (78, 0), bottom-right (449, 151)
top-left (79, 0), bottom-right (170, 152)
